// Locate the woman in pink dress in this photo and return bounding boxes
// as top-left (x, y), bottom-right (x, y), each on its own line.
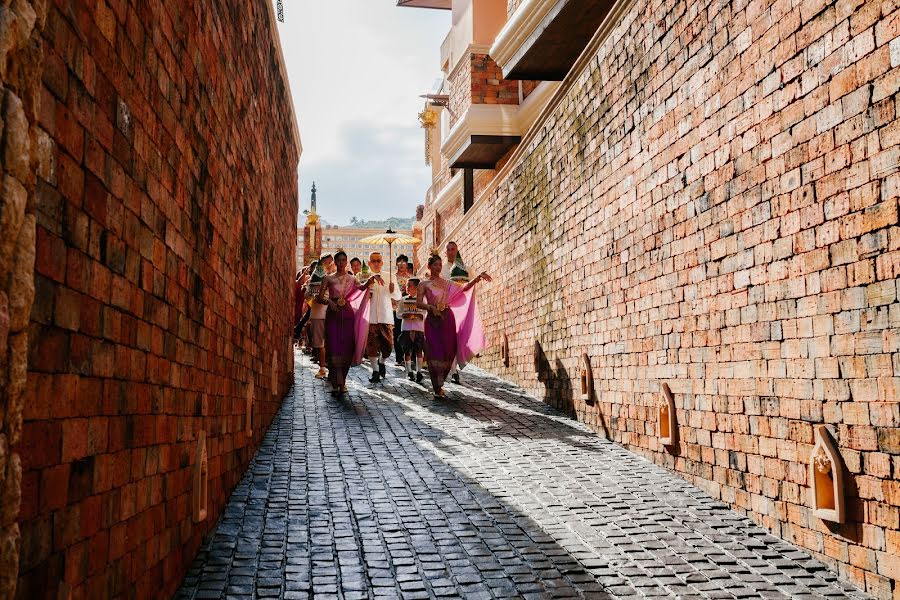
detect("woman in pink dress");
top-left (315, 251), bottom-right (382, 395)
top-left (417, 254), bottom-right (491, 399)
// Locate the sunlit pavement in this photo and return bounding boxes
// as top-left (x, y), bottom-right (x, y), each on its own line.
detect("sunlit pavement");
top-left (175, 349), bottom-right (867, 600)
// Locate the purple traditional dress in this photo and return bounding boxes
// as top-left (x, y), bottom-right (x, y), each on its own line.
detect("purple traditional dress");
top-left (324, 274), bottom-right (370, 389)
top-left (422, 279), bottom-right (485, 393)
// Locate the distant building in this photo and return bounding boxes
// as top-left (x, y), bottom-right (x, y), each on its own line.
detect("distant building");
top-left (298, 182), bottom-right (322, 270)
top-left (296, 185), bottom-right (415, 269)
top-left (298, 225), bottom-right (415, 269)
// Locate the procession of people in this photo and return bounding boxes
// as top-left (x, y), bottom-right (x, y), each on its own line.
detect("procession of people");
top-left (294, 242), bottom-right (491, 399)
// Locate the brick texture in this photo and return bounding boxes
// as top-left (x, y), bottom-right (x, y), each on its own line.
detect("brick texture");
top-left (449, 53), bottom-right (520, 128)
top-left (16, 2), bottom-right (299, 599)
top-left (0, 0), bottom-right (48, 598)
top-left (419, 0), bottom-right (900, 597)
top-left (470, 53), bottom-right (520, 105)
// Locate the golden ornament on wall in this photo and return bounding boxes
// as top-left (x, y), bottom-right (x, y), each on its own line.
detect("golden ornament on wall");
top-left (419, 109), bottom-right (438, 167)
top-left (418, 109), bottom-right (438, 128)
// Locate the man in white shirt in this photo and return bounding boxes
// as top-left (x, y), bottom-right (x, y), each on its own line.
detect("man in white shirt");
top-left (393, 255), bottom-right (411, 363)
top-left (440, 241), bottom-right (459, 279)
top-left (366, 252), bottom-right (401, 382)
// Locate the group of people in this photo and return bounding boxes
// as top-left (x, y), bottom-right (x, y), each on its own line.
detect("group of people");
top-left (293, 242), bottom-right (491, 399)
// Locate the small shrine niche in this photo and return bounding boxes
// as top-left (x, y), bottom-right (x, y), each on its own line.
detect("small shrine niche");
top-left (810, 424), bottom-right (845, 524)
top-left (579, 354), bottom-right (593, 404)
top-left (246, 381), bottom-right (254, 437)
top-left (193, 431), bottom-right (209, 523)
top-left (500, 333), bottom-right (510, 368)
top-left (658, 383), bottom-right (676, 447)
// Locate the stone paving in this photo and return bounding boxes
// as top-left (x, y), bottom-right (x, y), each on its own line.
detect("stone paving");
top-left (175, 350), bottom-right (868, 600)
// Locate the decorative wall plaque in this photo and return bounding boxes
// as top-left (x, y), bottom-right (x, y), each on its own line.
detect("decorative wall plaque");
top-left (658, 383), bottom-right (676, 447)
top-left (810, 424), bottom-right (845, 524)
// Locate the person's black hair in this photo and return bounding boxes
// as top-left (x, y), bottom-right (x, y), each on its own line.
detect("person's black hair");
top-left (396, 254), bottom-right (409, 263)
top-left (428, 254), bottom-right (442, 267)
top-left (350, 257), bottom-right (361, 265)
top-left (408, 278), bottom-right (420, 286)
top-left (334, 250), bottom-right (347, 261)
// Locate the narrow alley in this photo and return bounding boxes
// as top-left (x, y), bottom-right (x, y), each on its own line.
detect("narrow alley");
top-left (175, 352), bottom-right (866, 600)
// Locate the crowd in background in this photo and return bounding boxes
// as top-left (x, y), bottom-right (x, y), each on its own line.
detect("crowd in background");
top-left (293, 243), bottom-right (490, 399)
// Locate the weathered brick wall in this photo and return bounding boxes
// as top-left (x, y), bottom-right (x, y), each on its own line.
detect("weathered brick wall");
top-left (471, 54), bottom-right (520, 105)
top-left (521, 79), bottom-right (540, 100)
top-left (447, 0), bottom-right (900, 596)
top-left (449, 59), bottom-right (471, 128)
top-left (438, 198), bottom-right (464, 246)
top-left (0, 1), bottom-right (47, 598)
top-left (17, 2), bottom-right (299, 599)
top-left (449, 53), bottom-right (520, 126)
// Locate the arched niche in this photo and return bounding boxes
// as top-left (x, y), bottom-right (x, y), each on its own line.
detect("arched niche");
top-left (499, 333), bottom-right (510, 367)
top-left (193, 430), bottom-right (208, 523)
top-left (658, 383), bottom-right (676, 447)
top-left (810, 424), bottom-right (846, 524)
top-left (579, 353), bottom-right (593, 404)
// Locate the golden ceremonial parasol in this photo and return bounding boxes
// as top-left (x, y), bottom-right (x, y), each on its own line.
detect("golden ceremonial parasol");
top-left (357, 229), bottom-right (421, 286)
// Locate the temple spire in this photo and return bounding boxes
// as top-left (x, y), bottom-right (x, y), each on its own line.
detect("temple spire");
top-left (310, 182), bottom-right (317, 214)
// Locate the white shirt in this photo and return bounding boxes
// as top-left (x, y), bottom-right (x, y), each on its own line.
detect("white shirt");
top-left (400, 298), bottom-right (426, 333)
top-left (368, 272), bottom-right (401, 325)
top-left (307, 283), bottom-right (327, 319)
top-left (442, 256), bottom-right (469, 280)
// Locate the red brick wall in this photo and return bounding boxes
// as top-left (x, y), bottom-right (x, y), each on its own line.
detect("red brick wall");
top-left (470, 54), bottom-right (520, 105)
top-left (0, 1), bottom-right (47, 598)
top-left (522, 80), bottom-right (540, 100)
top-left (17, 2), bottom-right (299, 599)
top-left (443, 0), bottom-right (900, 596)
top-left (449, 58), bottom-right (472, 128)
top-left (449, 53), bottom-right (521, 126)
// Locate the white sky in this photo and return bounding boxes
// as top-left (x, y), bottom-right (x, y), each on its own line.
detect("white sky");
top-left (273, 1), bottom-right (450, 226)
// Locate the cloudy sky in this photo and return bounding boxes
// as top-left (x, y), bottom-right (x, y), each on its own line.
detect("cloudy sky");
top-left (273, 1), bottom-right (449, 226)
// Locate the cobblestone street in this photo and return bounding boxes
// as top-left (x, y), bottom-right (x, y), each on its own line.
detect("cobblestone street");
top-left (176, 351), bottom-right (867, 600)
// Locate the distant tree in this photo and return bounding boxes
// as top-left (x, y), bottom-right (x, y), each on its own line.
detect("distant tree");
top-left (348, 216), bottom-right (415, 230)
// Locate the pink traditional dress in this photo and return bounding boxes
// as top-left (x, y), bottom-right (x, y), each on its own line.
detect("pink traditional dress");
top-left (324, 274), bottom-right (371, 389)
top-left (422, 279), bottom-right (485, 393)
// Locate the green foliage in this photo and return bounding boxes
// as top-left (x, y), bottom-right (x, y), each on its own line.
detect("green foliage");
top-left (347, 216), bottom-right (414, 230)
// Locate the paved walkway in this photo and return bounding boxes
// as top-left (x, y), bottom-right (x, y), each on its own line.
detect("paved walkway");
top-left (176, 351), bottom-right (866, 600)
